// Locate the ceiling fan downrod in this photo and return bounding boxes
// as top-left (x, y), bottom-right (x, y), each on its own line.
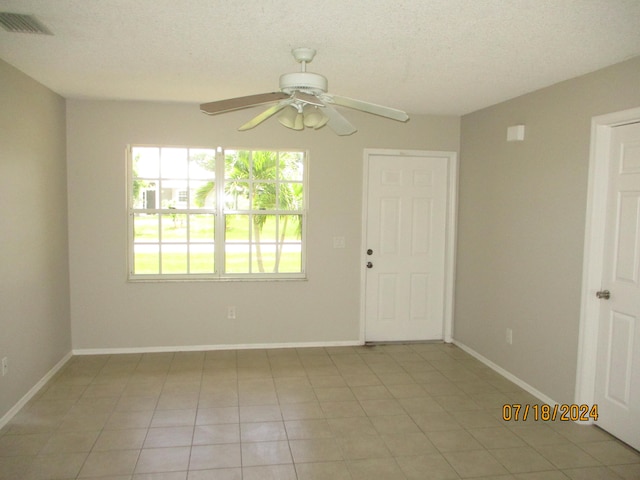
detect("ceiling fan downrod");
top-left (291, 47), bottom-right (316, 72)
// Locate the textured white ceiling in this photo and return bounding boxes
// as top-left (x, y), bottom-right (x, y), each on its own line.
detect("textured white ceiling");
top-left (0, 0), bottom-right (639, 115)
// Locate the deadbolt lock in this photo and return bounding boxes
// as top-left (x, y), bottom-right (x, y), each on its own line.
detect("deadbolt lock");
top-left (596, 290), bottom-right (610, 300)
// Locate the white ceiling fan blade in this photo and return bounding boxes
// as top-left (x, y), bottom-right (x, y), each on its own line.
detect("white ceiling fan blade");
top-left (200, 92), bottom-right (289, 115)
top-left (322, 103), bottom-right (357, 136)
top-left (238, 101), bottom-right (291, 131)
top-left (328, 95), bottom-right (409, 122)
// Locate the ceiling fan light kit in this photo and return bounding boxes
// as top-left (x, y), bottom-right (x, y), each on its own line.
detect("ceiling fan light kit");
top-left (200, 48), bottom-right (409, 136)
top-left (303, 106), bottom-right (329, 128)
top-left (278, 106), bottom-right (303, 130)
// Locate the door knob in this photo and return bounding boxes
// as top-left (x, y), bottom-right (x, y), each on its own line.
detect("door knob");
top-left (596, 290), bottom-right (610, 300)
top-left (366, 262), bottom-right (373, 269)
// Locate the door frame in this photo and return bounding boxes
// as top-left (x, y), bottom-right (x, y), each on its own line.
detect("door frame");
top-left (359, 149), bottom-right (458, 344)
top-left (576, 106), bottom-right (640, 410)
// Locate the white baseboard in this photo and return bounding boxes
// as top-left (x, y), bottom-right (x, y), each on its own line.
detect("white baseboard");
top-left (0, 351), bottom-right (73, 430)
top-left (453, 339), bottom-right (558, 406)
top-left (2, 341), bottom-right (561, 431)
top-left (2, 341), bottom-right (361, 428)
top-left (72, 340), bottom-right (363, 356)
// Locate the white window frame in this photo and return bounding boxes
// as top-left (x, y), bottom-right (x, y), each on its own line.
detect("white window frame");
top-left (127, 145), bottom-right (308, 281)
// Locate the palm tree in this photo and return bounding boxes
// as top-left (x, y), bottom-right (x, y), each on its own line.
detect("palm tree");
top-left (191, 151), bottom-right (216, 208)
top-left (275, 182), bottom-right (303, 269)
top-left (195, 150), bottom-right (304, 273)
top-left (227, 150), bottom-right (276, 273)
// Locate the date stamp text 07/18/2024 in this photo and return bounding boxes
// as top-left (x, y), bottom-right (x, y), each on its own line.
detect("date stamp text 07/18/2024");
top-left (502, 404), bottom-right (599, 422)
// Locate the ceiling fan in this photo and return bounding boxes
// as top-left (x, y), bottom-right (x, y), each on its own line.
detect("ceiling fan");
top-left (200, 48), bottom-right (409, 136)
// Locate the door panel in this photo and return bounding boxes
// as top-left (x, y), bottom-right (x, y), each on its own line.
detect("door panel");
top-left (364, 152), bottom-right (450, 342)
top-left (614, 193), bottom-right (640, 282)
top-left (412, 198), bottom-right (432, 254)
top-left (379, 198), bottom-right (400, 254)
top-left (605, 311), bottom-right (634, 406)
top-left (595, 122), bottom-right (640, 450)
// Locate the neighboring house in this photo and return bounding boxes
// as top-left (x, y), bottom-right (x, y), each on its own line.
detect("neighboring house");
top-left (141, 184), bottom-right (188, 209)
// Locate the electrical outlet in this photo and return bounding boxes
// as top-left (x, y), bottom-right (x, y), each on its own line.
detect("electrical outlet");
top-left (227, 306), bottom-right (236, 320)
top-left (1, 357), bottom-right (7, 376)
top-left (506, 328), bottom-right (513, 345)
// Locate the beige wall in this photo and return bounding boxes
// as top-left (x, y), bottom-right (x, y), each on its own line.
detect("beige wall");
top-left (0, 60), bottom-right (71, 420)
top-left (66, 100), bottom-right (460, 350)
top-left (7, 50), bottom-right (638, 417)
top-left (456, 56), bottom-right (640, 403)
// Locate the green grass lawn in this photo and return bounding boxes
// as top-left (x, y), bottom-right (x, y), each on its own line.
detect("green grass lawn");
top-left (134, 250), bottom-right (302, 274)
top-left (133, 213), bottom-right (301, 242)
top-left (133, 214), bottom-right (302, 274)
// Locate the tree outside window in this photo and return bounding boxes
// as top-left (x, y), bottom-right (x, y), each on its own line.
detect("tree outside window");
top-left (129, 146), bottom-right (306, 279)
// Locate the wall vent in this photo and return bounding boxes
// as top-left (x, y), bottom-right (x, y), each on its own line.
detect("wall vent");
top-left (0, 13), bottom-right (52, 35)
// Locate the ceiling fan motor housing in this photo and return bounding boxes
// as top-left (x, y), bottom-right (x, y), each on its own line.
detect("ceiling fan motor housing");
top-left (279, 72), bottom-right (328, 95)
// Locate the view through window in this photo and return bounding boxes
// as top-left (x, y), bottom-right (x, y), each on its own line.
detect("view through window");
top-left (129, 146), bottom-right (306, 279)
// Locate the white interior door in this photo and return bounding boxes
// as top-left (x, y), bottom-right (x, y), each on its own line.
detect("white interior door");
top-left (363, 150), bottom-right (454, 342)
top-left (594, 122), bottom-right (640, 450)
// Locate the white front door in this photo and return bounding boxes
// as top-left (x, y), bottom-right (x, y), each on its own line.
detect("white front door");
top-left (594, 122), bottom-right (640, 450)
top-left (363, 150), bottom-right (455, 342)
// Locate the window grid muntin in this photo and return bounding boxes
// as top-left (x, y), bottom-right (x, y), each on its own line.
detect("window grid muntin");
top-left (129, 146), bottom-right (306, 280)
top-left (130, 146), bottom-right (217, 277)
top-left (223, 212), bottom-right (303, 275)
top-left (222, 150), bottom-right (304, 275)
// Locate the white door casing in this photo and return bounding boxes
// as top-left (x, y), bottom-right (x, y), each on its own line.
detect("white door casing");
top-left (577, 107), bottom-right (640, 449)
top-left (593, 122), bottom-right (640, 450)
top-left (361, 149), bottom-right (457, 343)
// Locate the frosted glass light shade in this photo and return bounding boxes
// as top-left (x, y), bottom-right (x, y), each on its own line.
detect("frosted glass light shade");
top-left (303, 106), bottom-right (328, 129)
top-left (278, 106), bottom-right (304, 130)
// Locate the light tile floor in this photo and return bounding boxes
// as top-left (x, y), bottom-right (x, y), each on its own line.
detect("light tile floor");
top-left (1, 343), bottom-right (639, 479)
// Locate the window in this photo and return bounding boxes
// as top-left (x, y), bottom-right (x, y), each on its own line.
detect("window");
top-left (129, 146), bottom-right (306, 280)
